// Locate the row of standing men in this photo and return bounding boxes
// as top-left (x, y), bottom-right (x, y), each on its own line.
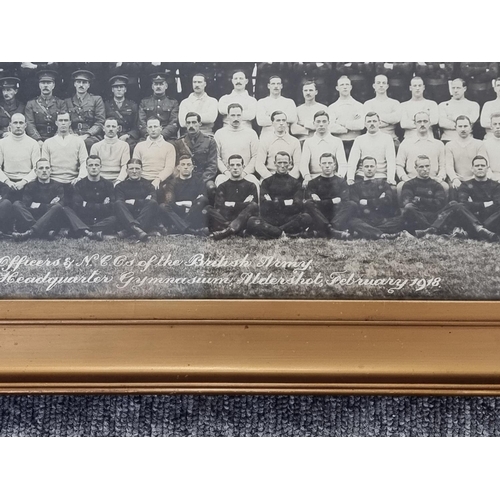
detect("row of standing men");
top-left (3, 62), bottom-right (500, 104)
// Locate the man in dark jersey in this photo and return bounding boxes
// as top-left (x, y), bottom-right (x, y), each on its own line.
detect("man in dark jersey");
top-left (349, 156), bottom-right (403, 239)
top-left (400, 154), bottom-right (447, 234)
top-left (71, 155), bottom-right (117, 240)
top-left (158, 154), bottom-right (209, 236)
top-left (303, 152), bottom-right (355, 239)
top-left (247, 151), bottom-right (312, 239)
top-left (12, 158), bottom-right (70, 240)
top-left (114, 158), bottom-right (158, 242)
top-left (206, 154), bottom-right (259, 240)
top-left (415, 155), bottom-right (500, 241)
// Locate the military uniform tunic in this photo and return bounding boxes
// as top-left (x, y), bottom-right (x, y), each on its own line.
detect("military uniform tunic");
top-left (25, 96), bottom-right (68, 141)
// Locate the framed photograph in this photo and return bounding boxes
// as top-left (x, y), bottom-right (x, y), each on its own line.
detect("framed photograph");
top-left (1, 62), bottom-right (500, 395)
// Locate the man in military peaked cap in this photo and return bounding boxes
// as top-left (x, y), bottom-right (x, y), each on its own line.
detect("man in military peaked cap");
top-left (104, 75), bottom-right (139, 153)
top-left (0, 77), bottom-right (24, 139)
top-left (25, 70), bottom-right (67, 146)
top-left (65, 70), bottom-right (105, 152)
top-left (138, 73), bottom-right (179, 141)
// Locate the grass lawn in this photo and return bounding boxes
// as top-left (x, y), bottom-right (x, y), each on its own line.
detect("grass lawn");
top-left (1, 233), bottom-right (500, 299)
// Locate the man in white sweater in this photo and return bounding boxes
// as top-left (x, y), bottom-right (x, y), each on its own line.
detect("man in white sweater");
top-left (439, 78), bottom-right (480, 142)
top-left (218, 70), bottom-right (257, 129)
top-left (90, 117), bottom-right (130, 184)
top-left (42, 112), bottom-right (88, 187)
top-left (0, 113), bottom-right (40, 199)
top-left (347, 112), bottom-right (396, 185)
top-left (327, 75), bottom-right (365, 157)
top-left (214, 103), bottom-right (259, 185)
top-left (256, 75), bottom-right (297, 139)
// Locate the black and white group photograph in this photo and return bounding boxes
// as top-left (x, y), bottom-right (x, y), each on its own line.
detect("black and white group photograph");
top-left (0, 62), bottom-right (499, 299)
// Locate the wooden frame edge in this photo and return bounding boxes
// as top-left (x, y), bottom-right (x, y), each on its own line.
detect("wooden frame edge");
top-left (1, 299), bottom-right (500, 395)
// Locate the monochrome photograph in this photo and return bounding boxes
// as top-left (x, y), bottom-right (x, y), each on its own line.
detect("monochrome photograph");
top-left (0, 62), bottom-right (499, 300)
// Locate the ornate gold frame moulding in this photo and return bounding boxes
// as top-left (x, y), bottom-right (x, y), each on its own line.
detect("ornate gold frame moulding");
top-left (1, 299), bottom-right (500, 395)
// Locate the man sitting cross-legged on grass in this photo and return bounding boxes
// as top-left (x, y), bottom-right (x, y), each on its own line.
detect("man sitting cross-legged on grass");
top-left (157, 154), bottom-right (209, 236)
top-left (12, 158), bottom-right (72, 241)
top-left (400, 154), bottom-right (447, 235)
top-left (349, 156), bottom-right (404, 240)
top-left (415, 155), bottom-right (500, 241)
top-left (206, 154), bottom-right (259, 241)
top-left (71, 155), bottom-right (117, 241)
top-left (247, 151), bottom-right (312, 239)
top-left (303, 152), bottom-right (355, 240)
top-left (114, 158), bottom-right (158, 242)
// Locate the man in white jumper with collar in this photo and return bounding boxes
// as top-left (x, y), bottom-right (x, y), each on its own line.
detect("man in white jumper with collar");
top-left (90, 117), bottom-right (130, 184)
top-left (218, 70), bottom-right (257, 129)
top-left (256, 75), bottom-right (297, 139)
top-left (347, 112), bottom-right (396, 185)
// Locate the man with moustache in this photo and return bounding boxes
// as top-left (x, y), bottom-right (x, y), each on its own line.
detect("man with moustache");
top-left (104, 75), bottom-right (139, 153)
top-left (214, 103), bottom-right (259, 185)
top-left (90, 117), bottom-right (130, 184)
top-left (396, 111), bottom-right (446, 191)
top-left (400, 77), bottom-right (439, 139)
top-left (11, 158), bottom-right (73, 241)
top-left (347, 112), bottom-right (396, 186)
top-left (247, 151), bottom-right (312, 239)
top-left (158, 155), bottom-right (209, 236)
top-left (349, 156), bottom-right (403, 240)
top-left (0, 113), bottom-right (40, 200)
top-left (65, 70), bottom-right (105, 151)
top-left (300, 110), bottom-right (347, 184)
top-left (303, 152), bottom-right (354, 240)
top-left (363, 74), bottom-right (401, 144)
top-left (179, 74), bottom-right (218, 135)
top-left (415, 156), bottom-right (500, 241)
top-left (25, 70), bottom-right (67, 147)
top-left (138, 73), bottom-right (179, 141)
top-left (71, 155), bottom-right (117, 240)
top-left (132, 117), bottom-right (176, 189)
top-left (445, 115), bottom-right (487, 193)
top-left (174, 112), bottom-right (217, 198)
top-left (0, 77), bottom-right (25, 139)
top-left (290, 81), bottom-right (328, 143)
top-left (206, 154), bottom-right (259, 240)
top-left (255, 111), bottom-right (301, 179)
top-left (218, 70), bottom-right (257, 129)
top-left (439, 79), bottom-right (480, 143)
top-left (114, 158), bottom-right (158, 242)
top-left (256, 75), bottom-right (297, 139)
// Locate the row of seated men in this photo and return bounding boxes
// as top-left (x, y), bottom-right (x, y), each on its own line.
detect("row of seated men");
top-left (2, 62), bottom-right (499, 105)
top-left (3, 66), bottom-right (500, 158)
top-left (1, 149), bottom-right (499, 243)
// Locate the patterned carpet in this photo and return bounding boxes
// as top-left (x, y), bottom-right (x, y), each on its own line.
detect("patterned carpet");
top-left (0, 395), bottom-right (499, 436)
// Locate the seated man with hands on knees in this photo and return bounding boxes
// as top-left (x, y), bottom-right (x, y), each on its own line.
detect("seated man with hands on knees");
top-left (349, 156), bottom-right (404, 240)
top-left (157, 155), bottom-right (209, 236)
top-left (303, 152), bottom-right (355, 240)
top-left (205, 154), bottom-right (259, 241)
top-left (114, 158), bottom-right (158, 242)
top-left (247, 151), bottom-right (312, 239)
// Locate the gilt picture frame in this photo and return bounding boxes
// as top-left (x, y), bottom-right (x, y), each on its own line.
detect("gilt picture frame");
top-left (2, 61), bottom-right (500, 394)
